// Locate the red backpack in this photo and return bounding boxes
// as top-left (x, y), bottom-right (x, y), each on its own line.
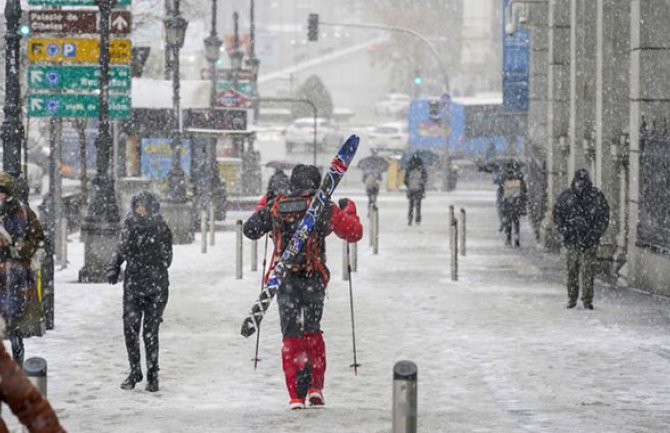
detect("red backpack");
top-left (269, 195), bottom-right (330, 282)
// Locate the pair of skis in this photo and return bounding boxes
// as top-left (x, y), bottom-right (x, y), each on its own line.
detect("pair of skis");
top-left (241, 135), bottom-right (360, 338)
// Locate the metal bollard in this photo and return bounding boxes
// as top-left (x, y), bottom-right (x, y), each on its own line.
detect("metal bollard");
top-left (392, 360), bottom-right (417, 433)
top-left (449, 204), bottom-right (455, 226)
top-left (201, 210), bottom-right (208, 254)
top-left (351, 242), bottom-right (358, 273)
top-left (342, 240), bottom-right (350, 281)
top-left (460, 208), bottom-right (466, 256)
top-left (236, 220), bottom-right (243, 279)
top-left (373, 205), bottom-right (379, 255)
top-left (251, 239), bottom-right (258, 272)
top-left (24, 357), bottom-right (47, 396)
top-left (209, 202), bottom-right (216, 246)
top-left (451, 217), bottom-right (458, 281)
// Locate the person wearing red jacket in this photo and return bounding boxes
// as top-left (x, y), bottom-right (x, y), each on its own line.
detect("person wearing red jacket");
top-left (243, 164), bottom-right (363, 410)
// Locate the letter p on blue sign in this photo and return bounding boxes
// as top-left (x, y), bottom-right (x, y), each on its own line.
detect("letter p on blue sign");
top-left (62, 43), bottom-right (76, 58)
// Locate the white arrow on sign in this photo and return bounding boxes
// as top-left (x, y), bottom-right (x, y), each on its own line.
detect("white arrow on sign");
top-left (112, 15), bottom-right (128, 32)
top-left (31, 98), bottom-right (43, 111)
top-left (30, 69), bottom-right (44, 84)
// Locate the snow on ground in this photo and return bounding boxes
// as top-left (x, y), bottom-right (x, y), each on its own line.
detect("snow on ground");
top-left (6, 185), bottom-right (670, 432)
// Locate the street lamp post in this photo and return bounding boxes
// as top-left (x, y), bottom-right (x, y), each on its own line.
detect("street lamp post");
top-left (162, 0), bottom-right (193, 244)
top-left (79, 0), bottom-right (121, 282)
top-left (248, 0), bottom-right (260, 124)
top-left (204, 0), bottom-right (222, 108)
top-left (203, 0), bottom-right (224, 222)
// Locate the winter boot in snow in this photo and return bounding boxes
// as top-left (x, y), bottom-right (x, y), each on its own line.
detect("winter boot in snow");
top-left (282, 337), bottom-right (308, 402)
top-left (307, 390), bottom-right (324, 407)
top-left (145, 370), bottom-right (159, 392)
top-left (289, 398), bottom-right (306, 410)
top-left (566, 300), bottom-right (577, 309)
top-left (120, 369), bottom-right (143, 390)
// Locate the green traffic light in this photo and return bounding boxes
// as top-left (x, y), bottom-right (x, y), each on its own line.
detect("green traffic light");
top-left (413, 77), bottom-right (422, 86)
top-left (19, 25), bottom-right (31, 36)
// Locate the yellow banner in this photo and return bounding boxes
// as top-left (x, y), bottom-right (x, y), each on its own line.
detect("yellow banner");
top-left (28, 38), bottom-right (131, 63)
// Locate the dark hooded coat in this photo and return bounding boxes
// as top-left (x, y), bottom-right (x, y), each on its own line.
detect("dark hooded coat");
top-left (108, 192), bottom-right (173, 294)
top-left (0, 173), bottom-right (45, 339)
top-left (553, 169), bottom-right (610, 251)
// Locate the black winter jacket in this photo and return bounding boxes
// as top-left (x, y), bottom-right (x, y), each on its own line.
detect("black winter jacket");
top-left (553, 169), bottom-right (610, 251)
top-left (108, 208), bottom-right (173, 294)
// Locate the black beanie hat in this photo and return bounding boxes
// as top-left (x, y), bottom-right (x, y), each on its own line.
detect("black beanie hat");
top-left (290, 164), bottom-right (321, 194)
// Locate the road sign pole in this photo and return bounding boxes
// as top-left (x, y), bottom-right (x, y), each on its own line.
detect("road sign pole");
top-left (79, 0), bottom-right (120, 283)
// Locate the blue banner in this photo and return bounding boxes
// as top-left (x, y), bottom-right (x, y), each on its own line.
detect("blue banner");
top-left (141, 138), bottom-right (191, 180)
top-left (503, 0), bottom-right (530, 112)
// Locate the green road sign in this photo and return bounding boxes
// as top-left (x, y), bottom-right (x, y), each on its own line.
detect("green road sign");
top-left (28, 65), bottom-right (131, 92)
top-left (28, 0), bottom-right (130, 6)
top-left (28, 94), bottom-right (130, 118)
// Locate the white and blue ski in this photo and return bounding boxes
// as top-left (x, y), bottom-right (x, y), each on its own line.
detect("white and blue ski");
top-left (241, 135), bottom-right (360, 337)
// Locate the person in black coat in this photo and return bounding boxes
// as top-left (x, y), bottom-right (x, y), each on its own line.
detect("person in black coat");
top-left (499, 160), bottom-right (527, 247)
top-left (404, 155), bottom-right (428, 226)
top-left (553, 169), bottom-right (609, 309)
top-left (107, 192), bottom-right (173, 392)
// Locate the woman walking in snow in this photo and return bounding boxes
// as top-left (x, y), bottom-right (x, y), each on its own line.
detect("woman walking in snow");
top-left (107, 192), bottom-right (173, 392)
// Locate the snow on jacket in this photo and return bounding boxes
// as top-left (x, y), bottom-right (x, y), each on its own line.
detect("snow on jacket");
top-left (108, 193), bottom-right (173, 294)
top-left (553, 169), bottom-right (610, 251)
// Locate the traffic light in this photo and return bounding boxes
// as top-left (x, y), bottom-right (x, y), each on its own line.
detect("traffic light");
top-left (413, 69), bottom-right (422, 86)
top-left (308, 13), bottom-right (319, 42)
top-left (18, 15), bottom-right (31, 37)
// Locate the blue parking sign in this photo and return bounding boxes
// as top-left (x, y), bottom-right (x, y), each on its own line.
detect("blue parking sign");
top-left (62, 43), bottom-right (76, 58)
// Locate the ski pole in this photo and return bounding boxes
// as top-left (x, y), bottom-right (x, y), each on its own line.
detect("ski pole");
top-left (252, 233), bottom-right (269, 370)
top-left (346, 242), bottom-right (361, 375)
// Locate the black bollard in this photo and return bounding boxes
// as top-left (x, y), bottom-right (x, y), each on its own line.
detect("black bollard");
top-left (393, 360), bottom-right (417, 433)
top-left (23, 357), bottom-right (47, 397)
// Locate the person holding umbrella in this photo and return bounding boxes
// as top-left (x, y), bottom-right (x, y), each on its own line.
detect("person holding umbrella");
top-left (357, 155), bottom-right (389, 215)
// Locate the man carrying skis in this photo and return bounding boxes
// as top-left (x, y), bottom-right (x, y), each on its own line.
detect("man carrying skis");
top-left (243, 164), bottom-right (363, 409)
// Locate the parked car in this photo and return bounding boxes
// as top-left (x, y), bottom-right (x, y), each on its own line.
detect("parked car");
top-left (368, 122), bottom-right (409, 153)
top-left (373, 93), bottom-right (410, 118)
top-left (283, 118), bottom-right (344, 153)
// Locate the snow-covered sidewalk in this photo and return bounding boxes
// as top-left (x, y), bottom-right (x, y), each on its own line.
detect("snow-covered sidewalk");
top-left (7, 188), bottom-right (670, 432)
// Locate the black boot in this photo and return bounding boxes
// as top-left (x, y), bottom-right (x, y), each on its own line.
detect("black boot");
top-left (121, 369), bottom-right (143, 390)
top-left (145, 370), bottom-right (159, 392)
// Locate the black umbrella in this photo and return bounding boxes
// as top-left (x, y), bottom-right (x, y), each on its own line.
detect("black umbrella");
top-left (357, 155), bottom-right (389, 173)
top-left (400, 149), bottom-right (439, 168)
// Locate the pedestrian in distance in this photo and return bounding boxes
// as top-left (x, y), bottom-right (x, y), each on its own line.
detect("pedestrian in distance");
top-left (499, 160), bottom-right (527, 247)
top-left (0, 172), bottom-right (46, 367)
top-left (404, 154), bottom-right (428, 226)
top-left (0, 318), bottom-right (66, 433)
top-left (362, 170), bottom-right (382, 215)
top-left (553, 169), bottom-right (609, 310)
top-left (107, 192), bottom-right (173, 392)
top-left (242, 164), bottom-right (363, 410)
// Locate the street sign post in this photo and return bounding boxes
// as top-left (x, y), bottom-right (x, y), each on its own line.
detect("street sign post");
top-left (28, 65), bottom-right (131, 91)
top-left (28, 0), bottom-right (131, 6)
top-left (28, 38), bottom-right (131, 63)
top-left (28, 94), bottom-right (131, 118)
top-left (29, 10), bottom-right (132, 35)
